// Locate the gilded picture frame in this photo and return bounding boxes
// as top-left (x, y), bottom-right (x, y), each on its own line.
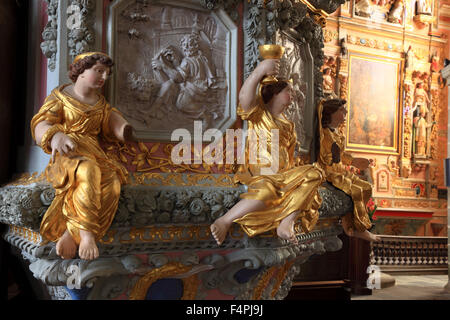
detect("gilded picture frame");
top-left (346, 51), bottom-right (402, 155)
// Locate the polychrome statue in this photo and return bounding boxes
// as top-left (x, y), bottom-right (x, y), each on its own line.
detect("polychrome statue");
top-left (211, 46), bottom-right (325, 246)
top-left (318, 98), bottom-right (380, 242)
top-left (31, 52), bottom-right (134, 260)
top-left (413, 104), bottom-right (434, 156)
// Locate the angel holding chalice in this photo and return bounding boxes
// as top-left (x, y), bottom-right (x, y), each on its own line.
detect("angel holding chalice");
top-left (210, 45), bottom-right (325, 246)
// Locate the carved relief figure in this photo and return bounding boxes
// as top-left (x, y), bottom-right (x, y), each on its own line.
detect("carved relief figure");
top-left (413, 81), bottom-right (430, 109)
top-left (323, 67), bottom-right (337, 98)
top-left (149, 33), bottom-right (217, 126)
top-left (430, 53), bottom-right (440, 73)
top-left (322, 56), bottom-right (338, 99)
top-left (30, 53), bottom-right (134, 260)
top-left (318, 99), bottom-right (380, 242)
top-left (285, 72), bottom-right (307, 153)
top-left (355, 0), bottom-right (374, 18)
top-left (278, 35), bottom-right (311, 154)
top-left (416, 0), bottom-right (432, 15)
top-left (149, 45), bottom-right (183, 119)
top-left (377, 170), bottom-right (389, 192)
top-left (175, 33), bottom-right (217, 121)
top-left (115, 4), bottom-right (230, 135)
top-left (210, 59), bottom-right (325, 245)
top-left (413, 103), bottom-right (434, 156)
top-left (388, 0), bottom-right (404, 24)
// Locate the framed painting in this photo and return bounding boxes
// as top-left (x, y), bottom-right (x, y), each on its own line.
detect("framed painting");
top-left (346, 52), bottom-right (402, 154)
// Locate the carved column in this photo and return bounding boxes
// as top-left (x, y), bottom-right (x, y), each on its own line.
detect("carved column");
top-left (401, 67), bottom-right (413, 178)
top-left (338, 52), bottom-right (348, 101)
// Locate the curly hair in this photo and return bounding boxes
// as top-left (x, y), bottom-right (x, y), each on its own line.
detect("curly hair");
top-left (260, 79), bottom-right (290, 104)
top-left (321, 98), bottom-right (347, 128)
top-left (68, 54), bottom-right (114, 82)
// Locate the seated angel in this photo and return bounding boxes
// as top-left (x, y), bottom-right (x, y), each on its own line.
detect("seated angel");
top-left (31, 52), bottom-right (134, 260)
top-left (210, 59), bottom-right (325, 245)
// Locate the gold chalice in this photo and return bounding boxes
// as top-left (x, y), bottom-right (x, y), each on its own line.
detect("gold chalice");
top-left (259, 44), bottom-right (285, 85)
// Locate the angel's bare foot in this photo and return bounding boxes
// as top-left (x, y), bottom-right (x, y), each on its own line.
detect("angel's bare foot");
top-left (353, 230), bottom-right (381, 242)
top-left (56, 230), bottom-right (77, 259)
top-left (276, 217), bottom-right (298, 245)
top-left (342, 216), bottom-right (381, 242)
top-left (79, 230), bottom-right (99, 260)
top-left (210, 217), bottom-right (232, 246)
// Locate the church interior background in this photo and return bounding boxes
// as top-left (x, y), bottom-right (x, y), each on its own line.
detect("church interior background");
top-left (1, 0), bottom-right (449, 301)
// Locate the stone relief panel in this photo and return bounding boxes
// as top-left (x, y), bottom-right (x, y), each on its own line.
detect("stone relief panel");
top-left (108, 0), bottom-right (237, 141)
top-left (277, 30), bottom-right (315, 156)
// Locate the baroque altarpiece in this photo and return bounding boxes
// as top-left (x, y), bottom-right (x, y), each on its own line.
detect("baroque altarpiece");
top-left (1, 0), bottom-right (357, 300)
top-left (1, 0), bottom-right (448, 300)
top-left (322, 0), bottom-right (448, 237)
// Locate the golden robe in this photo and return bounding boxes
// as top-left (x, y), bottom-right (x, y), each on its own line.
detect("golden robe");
top-left (30, 84), bottom-right (128, 244)
top-left (317, 103), bottom-right (372, 232)
top-left (233, 102), bottom-right (325, 236)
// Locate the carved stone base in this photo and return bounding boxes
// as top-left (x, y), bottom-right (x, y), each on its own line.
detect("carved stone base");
top-left (1, 178), bottom-right (351, 300)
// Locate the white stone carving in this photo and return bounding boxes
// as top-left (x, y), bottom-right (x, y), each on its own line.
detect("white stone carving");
top-left (278, 30), bottom-right (315, 155)
top-left (108, 1), bottom-right (238, 141)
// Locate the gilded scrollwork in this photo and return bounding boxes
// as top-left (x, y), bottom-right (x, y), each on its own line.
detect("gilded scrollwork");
top-left (338, 74), bottom-right (348, 100)
top-left (252, 266), bottom-right (278, 300)
top-left (105, 141), bottom-right (235, 174)
top-left (429, 89), bottom-right (440, 159)
top-left (323, 29), bottom-right (338, 43)
top-left (402, 83), bottom-right (413, 159)
top-left (129, 262), bottom-right (199, 300)
top-left (270, 260), bottom-right (294, 298)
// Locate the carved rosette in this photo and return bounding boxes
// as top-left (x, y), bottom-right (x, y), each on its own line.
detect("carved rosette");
top-left (200, 0), bottom-right (241, 22)
top-left (41, 0), bottom-right (59, 71)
